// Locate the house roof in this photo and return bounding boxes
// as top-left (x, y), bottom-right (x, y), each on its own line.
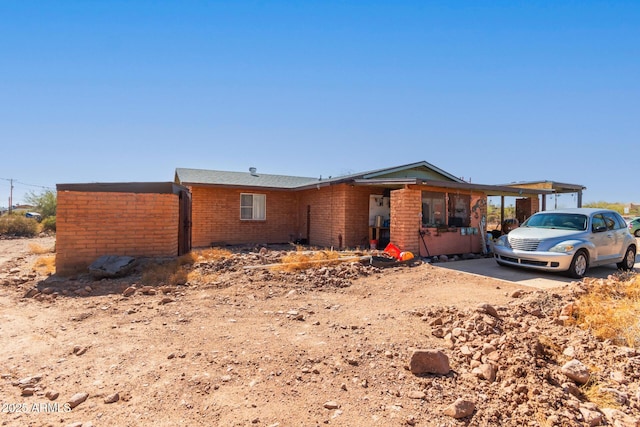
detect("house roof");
top-left (174, 162), bottom-right (580, 198)
top-left (175, 168), bottom-right (320, 189)
top-left (175, 161), bottom-right (464, 190)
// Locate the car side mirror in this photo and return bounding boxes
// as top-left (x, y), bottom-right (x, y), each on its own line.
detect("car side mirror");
top-left (593, 225), bottom-right (607, 233)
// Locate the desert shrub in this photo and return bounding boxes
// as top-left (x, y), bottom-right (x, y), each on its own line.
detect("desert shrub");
top-left (572, 274), bottom-right (640, 347)
top-left (33, 255), bottom-right (56, 275)
top-left (278, 249), bottom-right (341, 271)
top-left (0, 215), bottom-right (38, 237)
top-left (41, 216), bottom-right (56, 232)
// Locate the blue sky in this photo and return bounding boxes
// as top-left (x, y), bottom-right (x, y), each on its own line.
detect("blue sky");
top-left (1, 1), bottom-right (638, 208)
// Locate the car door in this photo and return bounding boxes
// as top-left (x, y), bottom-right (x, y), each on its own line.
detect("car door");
top-left (590, 214), bottom-right (613, 260)
top-left (593, 212), bottom-right (626, 261)
top-left (605, 212), bottom-right (629, 260)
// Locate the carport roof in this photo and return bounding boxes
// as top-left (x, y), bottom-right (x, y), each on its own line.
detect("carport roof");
top-left (500, 180), bottom-right (587, 194)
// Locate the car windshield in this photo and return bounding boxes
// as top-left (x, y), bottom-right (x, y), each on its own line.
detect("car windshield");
top-left (522, 213), bottom-right (588, 231)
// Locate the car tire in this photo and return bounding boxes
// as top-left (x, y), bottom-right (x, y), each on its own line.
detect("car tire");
top-left (616, 246), bottom-right (636, 270)
top-left (635, 229), bottom-right (640, 237)
top-left (567, 250), bottom-right (588, 279)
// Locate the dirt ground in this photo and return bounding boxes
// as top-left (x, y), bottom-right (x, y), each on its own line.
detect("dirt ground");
top-left (1, 236), bottom-right (639, 427)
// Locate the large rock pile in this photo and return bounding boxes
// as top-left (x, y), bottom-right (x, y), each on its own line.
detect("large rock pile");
top-left (410, 292), bottom-right (640, 425)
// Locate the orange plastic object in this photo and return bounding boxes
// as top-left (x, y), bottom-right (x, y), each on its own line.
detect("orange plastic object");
top-left (384, 243), bottom-right (401, 259)
top-left (399, 251), bottom-right (414, 261)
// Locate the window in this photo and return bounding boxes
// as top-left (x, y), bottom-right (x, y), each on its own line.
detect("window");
top-left (422, 191), bottom-right (445, 227)
top-left (240, 193), bottom-right (266, 220)
top-left (448, 194), bottom-right (470, 227)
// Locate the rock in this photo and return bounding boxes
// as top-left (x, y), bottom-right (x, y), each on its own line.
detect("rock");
top-left (159, 297), bottom-right (175, 305)
top-left (21, 387), bottom-right (35, 396)
top-left (324, 401), bottom-right (340, 409)
top-left (561, 359), bottom-right (590, 384)
top-left (45, 390), bottom-right (59, 400)
top-left (600, 408), bottom-right (639, 427)
top-left (579, 406), bottom-right (603, 427)
top-left (477, 303), bottom-right (499, 318)
top-left (104, 392), bottom-right (119, 404)
top-left (88, 255), bottom-right (136, 279)
top-left (67, 392), bottom-right (89, 409)
top-left (73, 346), bottom-right (88, 356)
top-left (443, 398), bottom-right (475, 419)
top-left (123, 286), bottom-right (136, 297)
top-left (408, 349), bottom-right (450, 375)
top-left (23, 288), bottom-right (39, 298)
top-left (407, 390), bottom-right (426, 400)
top-left (472, 363), bottom-right (497, 382)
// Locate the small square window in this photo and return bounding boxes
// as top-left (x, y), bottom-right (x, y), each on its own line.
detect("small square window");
top-left (240, 193), bottom-right (266, 220)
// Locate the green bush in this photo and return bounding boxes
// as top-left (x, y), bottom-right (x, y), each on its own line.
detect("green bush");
top-left (0, 215), bottom-right (38, 237)
top-left (41, 216), bottom-right (56, 232)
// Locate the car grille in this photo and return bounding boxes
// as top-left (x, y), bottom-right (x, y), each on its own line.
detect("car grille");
top-left (509, 237), bottom-right (541, 251)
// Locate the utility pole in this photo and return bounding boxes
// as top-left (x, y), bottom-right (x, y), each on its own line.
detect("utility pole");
top-left (8, 178), bottom-right (13, 214)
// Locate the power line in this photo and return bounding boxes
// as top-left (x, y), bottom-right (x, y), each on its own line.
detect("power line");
top-left (0, 178), bottom-right (54, 212)
top-left (0, 177), bottom-right (55, 191)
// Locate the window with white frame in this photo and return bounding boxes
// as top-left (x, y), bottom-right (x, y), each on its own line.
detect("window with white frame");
top-left (240, 193), bottom-right (266, 220)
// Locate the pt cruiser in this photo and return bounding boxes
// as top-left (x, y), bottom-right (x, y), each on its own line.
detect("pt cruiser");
top-left (493, 208), bottom-right (637, 278)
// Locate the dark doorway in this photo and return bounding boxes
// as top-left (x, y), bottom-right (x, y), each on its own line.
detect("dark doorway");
top-left (178, 189), bottom-right (192, 255)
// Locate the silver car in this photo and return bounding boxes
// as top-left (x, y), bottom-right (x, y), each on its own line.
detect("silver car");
top-left (493, 208), bottom-right (637, 278)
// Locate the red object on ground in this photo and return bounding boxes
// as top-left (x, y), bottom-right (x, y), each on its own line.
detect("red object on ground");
top-left (384, 243), bottom-right (402, 259)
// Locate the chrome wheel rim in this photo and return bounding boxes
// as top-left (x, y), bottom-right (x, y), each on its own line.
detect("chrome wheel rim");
top-left (575, 254), bottom-right (587, 276)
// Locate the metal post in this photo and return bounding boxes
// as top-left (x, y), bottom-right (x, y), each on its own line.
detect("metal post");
top-left (8, 179), bottom-right (13, 214)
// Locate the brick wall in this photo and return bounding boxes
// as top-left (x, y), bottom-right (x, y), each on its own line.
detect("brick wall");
top-left (297, 184), bottom-right (379, 249)
top-left (390, 188), bottom-right (422, 254)
top-left (56, 190), bottom-right (180, 275)
top-left (516, 197), bottom-right (539, 223)
top-left (190, 186), bottom-right (299, 247)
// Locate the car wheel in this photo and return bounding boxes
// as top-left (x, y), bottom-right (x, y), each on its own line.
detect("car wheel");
top-left (567, 250), bottom-right (588, 279)
top-left (616, 246), bottom-right (636, 270)
top-left (635, 229), bottom-right (640, 237)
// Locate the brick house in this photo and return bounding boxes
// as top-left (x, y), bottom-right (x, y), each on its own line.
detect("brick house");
top-left (55, 161), bottom-right (583, 275)
top-left (174, 161), bottom-right (551, 257)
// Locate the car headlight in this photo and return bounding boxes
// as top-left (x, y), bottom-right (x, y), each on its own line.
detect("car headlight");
top-left (549, 243), bottom-right (575, 253)
top-left (494, 236), bottom-right (510, 248)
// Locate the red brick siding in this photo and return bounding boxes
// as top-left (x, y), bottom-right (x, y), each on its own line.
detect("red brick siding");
top-left (516, 197), bottom-right (539, 223)
top-left (390, 188), bottom-right (422, 254)
top-left (56, 191), bottom-right (179, 275)
top-left (297, 184), bottom-right (380, 249)
top-left (190, 186), bottom-right (299, 247)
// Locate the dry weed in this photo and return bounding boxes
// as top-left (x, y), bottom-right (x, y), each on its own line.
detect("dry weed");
top-left (33, 255), bottom-right (55, 275)
top-left (572, 274), bottom-right (640, 347)
top-left (582, 379), bottom-right (622, 409)
top-left (278, 250), bottom-right (341, 271)
top-left (195, 248), bottom-right (232, 261)
top-left (142, 262), bottom-right (179, 286)
top-left (187, 270), bottom-right (219, 284)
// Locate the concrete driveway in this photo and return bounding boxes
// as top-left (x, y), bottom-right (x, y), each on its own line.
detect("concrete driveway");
top-left (433, 254), bottom-right (640, 290)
